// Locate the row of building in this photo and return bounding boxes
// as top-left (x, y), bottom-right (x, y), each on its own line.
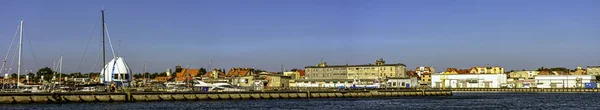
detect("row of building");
top-left (149, 58), bottom-right (600, 89)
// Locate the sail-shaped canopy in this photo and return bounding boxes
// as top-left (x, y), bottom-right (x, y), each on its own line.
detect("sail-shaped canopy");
top-left (101, 57), bottom-right (132, 85)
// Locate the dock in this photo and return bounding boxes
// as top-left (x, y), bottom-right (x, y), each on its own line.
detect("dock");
top-left (0, 89), bottom-right (452, 103)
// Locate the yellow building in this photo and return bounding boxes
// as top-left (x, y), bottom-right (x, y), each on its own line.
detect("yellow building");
top-left (305, 58), bottom-right (407, 80)
top-left (469, 65), bottom-right (504, 74)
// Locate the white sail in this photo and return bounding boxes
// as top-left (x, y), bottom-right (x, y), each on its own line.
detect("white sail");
top-left (100, 57), bottom-right (132, 84)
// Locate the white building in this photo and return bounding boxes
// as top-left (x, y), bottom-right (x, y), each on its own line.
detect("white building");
top-left (386, 77), bottom-right (419, 88)
top-left (431, 73), bottom-right (507, 88)
top-left (534, 75), bottom-right (596, 88)
top-left (101, 57), bottom-right (133, 86)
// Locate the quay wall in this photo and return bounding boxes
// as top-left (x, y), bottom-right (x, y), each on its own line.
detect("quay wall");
top-left (451, 88), bottom-right (600, 93)
top-left (0, 90), bottom-right (451, 103)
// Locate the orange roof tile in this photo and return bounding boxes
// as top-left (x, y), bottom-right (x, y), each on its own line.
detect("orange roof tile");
top-left (226, 68), bottom-right (254, 77)
top-left (296, 70), bottom-right (305, 76)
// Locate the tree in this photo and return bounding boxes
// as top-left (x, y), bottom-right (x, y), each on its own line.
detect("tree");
top-left (36, 67), bottom-right (54, 81)
top-left (199, 68), bottom-right (207, 75)
top-left (536, 67), bottom-right (544, 71)
top-left (150, 72), bottom-right (159, 79)
top-left (159, 72), bottom-right (167, 76)
top-left (550, 67), bottom-right (569, 72)
top-left (290, 68), bottom-right (298, 72)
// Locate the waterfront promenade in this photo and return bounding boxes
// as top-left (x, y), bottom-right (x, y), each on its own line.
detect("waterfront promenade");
top-left (0, 89), bottom-right (452, 103)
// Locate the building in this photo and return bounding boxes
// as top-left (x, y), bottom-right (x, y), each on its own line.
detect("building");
top-left (293, 79), bottom-right (378, 88)
top-left (166, 68), bottom-right (172, 77)
top-left (100, 57), bottom-right (133, 85)
top-left (386, 77), bottom-right (419, 88)
top-left (283, 70), bottom-right (305, 80)
top-left (535, 75), bottom-right (596, 88)
top-left (154, 76), bottom-right (170, 82)
top-left (443, 68), bottom-right (469, 74)
top-left (225, 68), bottom-right (256, 78)
top-left (304, 58), bottom-right (407, 80)
top-left (469, 65), bottom-right (504, 74)
top-left (203, 69), bottom-right (225, 79)
top-left (415, 66), bottom-right (435, 77)
top-left (431, 73), bottom-right (508, 88)
top-left (419, 72), bottom-right (432, 86)
top-left (509, 70), bottom-right (538, 79)
top-left (586, 66), bottom-right (600, 75)
top-left (174, 65), bottom-right (200, 82)
top-left (265, 74), bottom-right (291, 88)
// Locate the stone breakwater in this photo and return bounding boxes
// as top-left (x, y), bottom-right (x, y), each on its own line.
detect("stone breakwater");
top-left (0, 90), bottom-right (452, 103)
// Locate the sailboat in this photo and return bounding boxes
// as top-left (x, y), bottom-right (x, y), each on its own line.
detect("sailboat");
top-left (98, 9), bottom-right (133, 86)
top-left (0, 19), bottom-right (42, 89)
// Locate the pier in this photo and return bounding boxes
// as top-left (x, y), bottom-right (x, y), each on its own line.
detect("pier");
top-left (0, 89), bottom-right (452, 103)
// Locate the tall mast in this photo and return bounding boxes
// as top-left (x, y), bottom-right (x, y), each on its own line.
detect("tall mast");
top-left (101, 10), bottom-right (106, 83)
top-left (143, 61), bottom-right (146, 82)
top-left (17, 19), bottom-right (23, 87)
top-left (59, 55), bottom-right (62, 84)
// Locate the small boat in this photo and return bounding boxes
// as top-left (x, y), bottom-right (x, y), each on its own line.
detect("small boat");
top-left (209, 83), bottom-right (246, 92)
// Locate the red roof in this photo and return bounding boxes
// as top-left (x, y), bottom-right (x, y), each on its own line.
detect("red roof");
top-left (226, 68), bottom-right (254, 77)
top-left (296, 70), bottom-right (305, 76)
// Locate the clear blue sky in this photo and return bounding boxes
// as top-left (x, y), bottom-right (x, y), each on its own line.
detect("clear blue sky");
top-left (1, 0), bottom-right (599, 73)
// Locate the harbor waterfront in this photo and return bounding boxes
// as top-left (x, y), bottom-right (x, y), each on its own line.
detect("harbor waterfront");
top-left (0, 89), bottom-right (452, 103)
top-left (2, 93), bottom-right (600, 110)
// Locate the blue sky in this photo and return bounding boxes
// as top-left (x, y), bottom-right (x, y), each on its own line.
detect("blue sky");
top-left (0, 0), bottom-right (599, 73)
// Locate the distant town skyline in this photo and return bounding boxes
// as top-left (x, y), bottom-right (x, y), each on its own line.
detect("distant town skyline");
top-left (1, 0), bottom-right (599, 73)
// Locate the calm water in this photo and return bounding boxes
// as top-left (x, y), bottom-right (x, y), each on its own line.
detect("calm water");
top-left (2, 93), bottom-right (600, 110)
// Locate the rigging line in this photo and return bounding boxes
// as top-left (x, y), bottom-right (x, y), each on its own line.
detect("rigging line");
top-left (24, 30), bottom-right (39, 70)
top-left (77, 14), bottom-right (101, 72)
top-left (103, 23), bottom-right (116, 58)
top-left (1, 24), bottom-right (20, 74)
top-left (90, 43), bottom-right (101, 73)
top-left (7, 48), bottom-right (18, 74)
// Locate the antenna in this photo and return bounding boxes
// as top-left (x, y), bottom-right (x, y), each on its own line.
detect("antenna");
top-left (208, 57), bottom-right (212, 69)
top-left (346, 58), bottom-right (349, 65)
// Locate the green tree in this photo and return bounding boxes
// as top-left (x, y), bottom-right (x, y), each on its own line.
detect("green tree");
top-left (159, 72), bottom-right (167, 76)
top-left (550, 67), bottom-right (569, 72)
top-left (9, 73), bottom-right (16, 79)
top-left (36, 67), bottom-right (54, 81)
top-left (290, 68), bottom-right (298, 72)
top-left (199, 68), bottom-right (207, 75)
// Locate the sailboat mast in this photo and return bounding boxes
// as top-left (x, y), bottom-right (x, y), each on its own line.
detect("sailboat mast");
top-left (17, 19), bottom-right (23, 87)
top-left (143, 61), bottom-right (146, 83)
top-left (101, 10), bottom-right (106, 83)
top-left (59, 55), bottom-right (62, 84)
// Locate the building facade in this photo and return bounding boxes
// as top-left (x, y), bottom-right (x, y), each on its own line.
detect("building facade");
top-left (509, 70), bottom-right (538, 79)
top-left (415, 66), bottom-right (435, 77)
top-left (431, 73), bottom-right (508, 88)
top-left (586, 66), bottom-right (600, 75)
top-left (469, 65), bottom-right (504, 74)
top-left (305, 58), bottom-right (407, 80)
top-left (535, 75), bottom-right (596, 88)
